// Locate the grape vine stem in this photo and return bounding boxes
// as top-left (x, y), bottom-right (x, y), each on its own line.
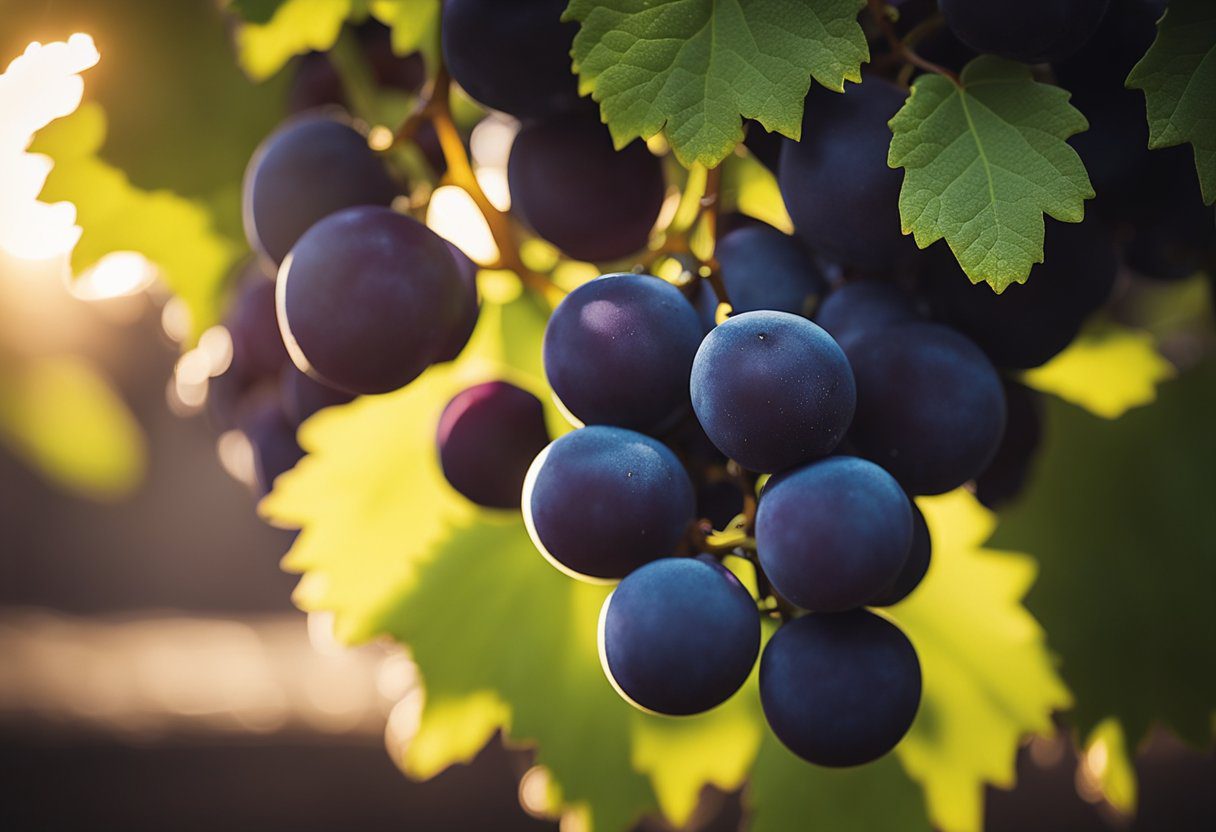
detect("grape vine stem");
top-left (866, 0), bottom-right (959, 85)
top-left (395, 65), bottom-right (564, 305)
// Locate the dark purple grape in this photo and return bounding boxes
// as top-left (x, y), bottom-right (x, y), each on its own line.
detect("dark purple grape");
top-left (208, 264), bottom-right (290, 431)
top-left (277, 206), bottom-right (471, 394)
top-left (870, 497), bottom-right (932, 606)
top-left (760, 610), bottom-right (921, 767)
top-left (442, 0), bottom-right (585, 119)
top-left (279, 364), bottom-right (356, 425)
top-left (974, 379), bottom-right (1045, 509)
top-left (940, 0), bottom-right (1110, 64)
top-left (599, 557), bottom-right (760, 715)
top-left (690, 311), bottom-right (855, 473)
top-left (543, 273), bottom-right (704, 434)
top-left (523, 426), bottom-right (696, 581)
top-left (756, 456), bottom-right (912, 612)
top-left (243, 114), bottom-right (402, 265)
top-left (226, 265), bottom-right (290, 382)
top-left (779, 79), bottom-right (912, 272)
top-left (813, 279), bottom-right (920, 355)
top-left (437, 381), bottom-right (551, 510)
top-left (434, 242), bottom-right (480, 363)
top-left (925, 220), bottom-right (1117, 369)
top-left (508, 117), bottom-right (666, 262)
top-left (708, 223), bottom-right (826, 319)
top-left (848, 321), bottom-right (1006, 495)
top-left (287, 53), bottom-right (346, 113)
top-left (240, 396), bottom-right (304, 497)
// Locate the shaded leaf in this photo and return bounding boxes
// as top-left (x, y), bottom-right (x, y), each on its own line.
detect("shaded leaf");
top-left (888, 56), bottom-right (1093, 291)
top-left (1126, 0), bottom-right (1216, 203)
top-left (991, 361), bottom-right (1216, 745)
top-left (748, 736), bottom-right (931, 832)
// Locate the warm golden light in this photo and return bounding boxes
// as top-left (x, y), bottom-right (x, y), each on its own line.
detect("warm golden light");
top-left (0, 33), bottom-right (99, 261)
top-left (426, 184), bottom-right (501, 264)
top-left (469, 114), bottom-right (519, 170)
top-left (70, 251), bottom-right (158, 300)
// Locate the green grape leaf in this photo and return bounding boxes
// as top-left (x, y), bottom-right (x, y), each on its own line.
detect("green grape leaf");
top-left (261, 292), bottom-right (551, 641)
top-left (1021, 327), bottom-right (1176, 420)
top-left (564, 0), bottom-right (869, 168)
top-left (267, 301), bottom-right (1070, 832)
top-left (236, 0), bottom-right (363, 82)
top-left (721, 151), bottom-right (794, 234)
top-left (1126, 0), bottom-right (1216, 204)
top-left (888, 56), bottom-right (1094, 292)
top-left (888, 491), bottom-right (1072, 832)
top-left (1082, 718), bottom-right (1137, 816)
top-left (0, 356), bottom-right (145, 500)
top-left (991, 361), bottom-right (1216, 746)
top-left (31, 104), bottom-right (242, 336)
top-left (369, 0), bottom-right (441, 67)
top-left (228, 0), bottom-right (291, 24)
top-left (748, 738), bottom-right (931, 832)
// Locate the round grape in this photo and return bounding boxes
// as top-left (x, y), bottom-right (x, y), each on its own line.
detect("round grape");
top-left (870, 498), bottom-right (932, 607)
top-left (442, 0), bottom-right (586, 119)
top-left (925, 221), bottom-right (1117, 369)
top-left (277, 206), bottom-right (471, 395)
top-left (756, 456), bottom-right (913, 612)
top-left (974, 379), bottom-right (1045, 510)
top-left (848, 321), bottom-right (1006, 495)
top-left (240, 395), bottom-right (304, 497)
top-left (243, 114), bottom-right (401, 265)
top-left (705, 223), bottom-right (826, 319)
top-left (599, 557), bottom-right (760, 715)
top-left (433, 241), bottom-right (480, 363)
top-left (543, 273), bottom-right (704, 434)
top-left (940, 0), bottom-right (1110, 65)
top-left (814, 279), bottom-right (920, 355)
top-left (523, 426), bottom-right (695, 582)
top-left (779, 79), bottom-right (911, 272)
top-left (280, 364), bottom-right (356, 426)
top-left (760, 610), bottom-right (921, 767)
top-left (508, 117), bottom-right (665, 262)
top-left (437, 381), bottom-right (551, 510)
top-left (690, 311), bottom-right (855, 473)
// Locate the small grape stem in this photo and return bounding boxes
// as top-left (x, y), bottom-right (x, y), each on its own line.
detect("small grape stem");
top-left (866, 0), bottom-right (959, 86)
top-left (394, 64), bottom-right (564, 304)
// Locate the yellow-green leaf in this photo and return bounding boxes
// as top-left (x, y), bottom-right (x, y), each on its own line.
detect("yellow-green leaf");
top-left (261, 295), bottom-right (549, 642)
top-left (0, 356), bottom-right (145, 500)
top-left (237, 0), bottom-right (361, 82)
top-left (721, 151), bottom-right (794, 234)
top-left (889, 490), bottom-right (1072, 832)
top-left (1081, 718), bottom-right (1137, 816)
top-left (1022, 327), bottom-right (1176, 419)
top-left (31, 104), bottom-right (241, 337)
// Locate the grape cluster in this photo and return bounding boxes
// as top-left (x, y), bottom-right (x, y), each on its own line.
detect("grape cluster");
top-left (201, 0), bottom-right (1213, 772)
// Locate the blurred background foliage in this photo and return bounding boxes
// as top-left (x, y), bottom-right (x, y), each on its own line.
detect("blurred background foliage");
top-left (0, 1), bottom-right (1212, 831)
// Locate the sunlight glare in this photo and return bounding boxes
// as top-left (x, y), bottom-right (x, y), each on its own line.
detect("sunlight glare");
top-left (71, 251), bottom-right (159, 301)
top-left (0, 34), bottom-right (99, 261)
top-left (426, 185), bottom-right (500, 265)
